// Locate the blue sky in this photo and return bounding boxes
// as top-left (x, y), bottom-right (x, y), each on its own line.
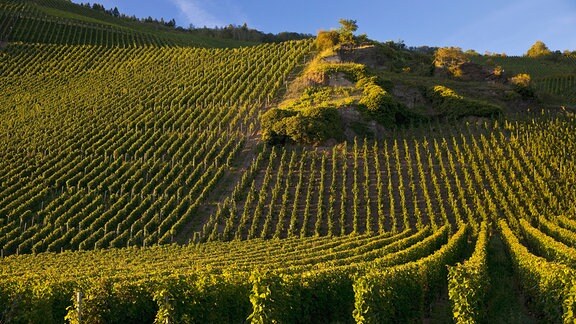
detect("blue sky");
top-left (72, 0), bottom-right (576, 55)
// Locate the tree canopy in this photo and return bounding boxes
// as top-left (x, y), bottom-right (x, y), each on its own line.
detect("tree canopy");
top-left (315, 19), bottom-right (359, 51)
top-left (526, 41), bottom-right (552, 58)
top-left (434, 47), bottom-right (469, 77)
top-left (316, 30), bottom-right (339, 51)
top-left (338, 19), bottom-right (358, 45)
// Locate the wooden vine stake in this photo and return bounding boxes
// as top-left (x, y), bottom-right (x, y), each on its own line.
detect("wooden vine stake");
top-left (76, 291), bottom-right (83, 324)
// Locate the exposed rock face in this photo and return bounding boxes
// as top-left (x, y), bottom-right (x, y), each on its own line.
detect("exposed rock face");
top-left (328, 72), bottom-right (354, 87)
top-left (305, 71), bottom-right (354, 87)
top-left (322, 54), bottom-right (341, 63)
top-left (303, 54), bottom-right (355, 87)
top-left (392, 84), bottom-right (427, 109)
top-left (338, 106), bottom-right (388, 141)
top-left (390, 84), bottom-right (439, 118)
top-left (305, 71), bottom-right (326, 86)
top-left (338, 46), bottom-right (387, 68)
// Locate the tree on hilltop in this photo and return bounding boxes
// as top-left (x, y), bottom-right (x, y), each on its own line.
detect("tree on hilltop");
top-left (526, 41), bottom-right (552, 57)
top-left (338, 19), bottom-right (358, 46)
top-left (316, 19), bottom-right (359, 51)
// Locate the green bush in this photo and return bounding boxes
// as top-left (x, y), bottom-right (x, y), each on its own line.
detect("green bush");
top-left (62, 273), bottom-right (251, 324)
top-left (261, 106), bottom-right (344, 145)
top-left (316, 62), bottom-right (366, 82)
top-left (426, 85), bottom-right (501, 118)
top-left (353, 266), bottom-right (422, 323)
top-left (288, 107), bottom-right (344, 144)
top-left (65, 278), bottom-right (124, 324)
top-left (357, 78), bottom-right (408, 127)
top-left (261, 109), bottom-right (298, 144)
top-left (316, 30), bottom-right (339, 51)
top-left (262, 83), bottom-right (349, 145)
top-left (359, 83), bottom-right (386, 110)
top-left (298, 270), bottom-right (355, 323)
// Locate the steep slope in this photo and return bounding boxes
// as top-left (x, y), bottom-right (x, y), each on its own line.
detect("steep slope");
top-left (471, 54), bottom-right (576, 105)
top-left (3, 3), bottom-right (576, 323)
top-left (0, 39), bottom-right (311, 254)
top-left (0, 0), bottom-right (257, 47)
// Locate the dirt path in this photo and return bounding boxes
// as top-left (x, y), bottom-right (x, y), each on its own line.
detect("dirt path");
top-left (174, 52), bottom-right (312, 243)
top-left (484, 234), bottom-right (541, 323)
top-left (423, 232), bottom-right (543, 323)
top-left (174, 133), bottom-right (260, 244)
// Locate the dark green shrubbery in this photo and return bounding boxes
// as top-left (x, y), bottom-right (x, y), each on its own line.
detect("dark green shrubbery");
top-left (261, 57), bottom-right (414, 145)
top-left (357, 77), bottom-right (408, 127)
top-left (316, 62), bottom-right (367, 82)
top-left (426, 85), bottom-right (502, 118)
top-left (261, 106), bottom-right (344, 145)
top-left (261, 73), bottom-right (409, 145)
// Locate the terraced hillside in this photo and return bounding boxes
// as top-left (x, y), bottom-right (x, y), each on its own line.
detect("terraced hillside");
top-left (2, 0), bottom-right (576, 323)
top-left (0, 0), bottom-right (256, 47)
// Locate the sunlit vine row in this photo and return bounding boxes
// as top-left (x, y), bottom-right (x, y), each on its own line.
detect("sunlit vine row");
top-left (0, 40), bottom-right (311, 255)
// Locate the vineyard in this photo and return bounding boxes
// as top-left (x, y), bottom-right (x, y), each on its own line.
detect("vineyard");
top-left (0, 39), bottom-right (312, 254)
top-left (471, 54), bottom-right (576, 103)
top-left (2, 0), bottom-right (576, 323)
top-left (0, 0), bottom-right (256, 47)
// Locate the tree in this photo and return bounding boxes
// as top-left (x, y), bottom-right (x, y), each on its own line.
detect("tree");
top-left (464, 49), bottom-right (480, 56)
top-left (434, 47), bottom-right (469, 76)
top-left (111, 7), bottom-right (120, 17)
top-left (316, 30), bottom-right (339, 51)
top-left (338, 19), bottom-right (358, 45)
top-left (526, 41), bottom-right (552, 57)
